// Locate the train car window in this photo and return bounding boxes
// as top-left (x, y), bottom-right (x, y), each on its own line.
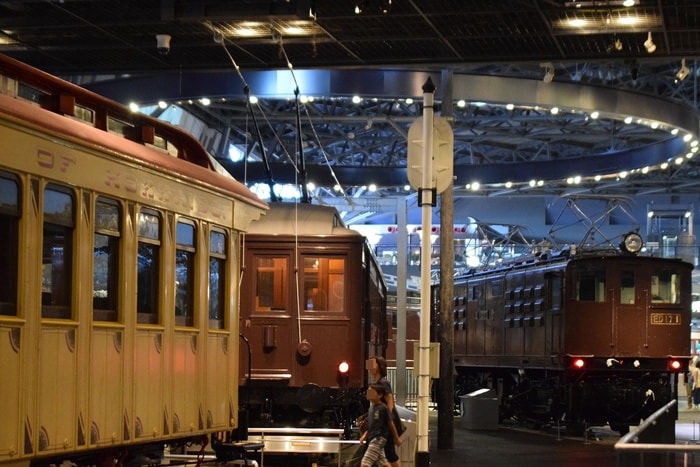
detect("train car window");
top-left (620, 270), bottom-right (636, 305)
top-left (0, 173), bottom-right (19, 316)
top-left (548, 274), bottom-right (562, 311)
top-left (41, 186), bottom-right (74, 319)
top-left (208, 230), bottom-right (227, 329)
top-left (490, 280), bottom-right (504, 298)
top-left (175, 221), bottom-right (196, 327)
top-left (575, 267), bottom-right (606, 302)
top-left (137, 208), bottom-right (161, 324)
top-left (303, 256), bottom-right (345, 313)
top-left (255, 256), bottom-right (288, 311)
top-left (93, 197), bottom-right (120, 322)
top-left (651, 269), bottom-right (681, 304)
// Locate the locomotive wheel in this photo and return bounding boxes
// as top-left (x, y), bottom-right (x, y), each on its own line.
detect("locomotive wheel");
top-left (297, 383), bottom-right (327, 413)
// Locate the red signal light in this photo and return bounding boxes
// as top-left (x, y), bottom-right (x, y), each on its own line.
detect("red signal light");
top-left (573, 358), bottom-right (585, 369)
top-left (669, 359), bottom-right (682, 371)
top-left (337, 361), bottom-right (350, 388)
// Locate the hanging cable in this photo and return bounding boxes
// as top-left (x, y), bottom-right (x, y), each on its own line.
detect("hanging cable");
top-left (209, 23), bottom-right (279, 201)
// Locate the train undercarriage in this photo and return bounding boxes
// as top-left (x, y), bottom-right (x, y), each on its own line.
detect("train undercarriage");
top-left (455, 365), bottom-right (677, 436)
top-left (240, 383), bottom-right (367, 435)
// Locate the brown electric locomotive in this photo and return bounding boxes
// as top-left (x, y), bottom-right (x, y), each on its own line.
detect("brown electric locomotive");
top-left (433, 232), bottom-right (692, 435)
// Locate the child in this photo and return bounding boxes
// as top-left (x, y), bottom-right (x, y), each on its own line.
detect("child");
top-left (359, 383), bottom-right (392, 467)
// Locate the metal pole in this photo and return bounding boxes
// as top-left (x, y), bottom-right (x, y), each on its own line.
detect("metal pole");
top-left (416, 76), bottom-right (436, 467)
top-left (396, 197), bottom-right (408, 405)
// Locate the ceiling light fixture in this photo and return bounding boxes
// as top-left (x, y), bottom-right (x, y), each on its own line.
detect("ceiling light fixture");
top-left (675, 58), bottom-right (690, 82)
top-left (381, 0), bottom-right (392, 14)
top-left (540, 62), bottom-right (555, 83)
top-left (644, 31), bottom-right (656, 53)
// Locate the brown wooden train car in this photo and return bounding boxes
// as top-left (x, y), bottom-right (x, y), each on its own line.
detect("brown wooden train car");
top-left (239, 202), bottom-right (388, 430)
top-left (434, 236), bottom-right (692, 434)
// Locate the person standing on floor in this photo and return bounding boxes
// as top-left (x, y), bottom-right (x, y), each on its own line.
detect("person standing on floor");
top-left (359, 383), bottom-right (392, 467)
top-left (688, 358), bottom-right (696, 409)
top-left (692, 358), bottom-right (700, 410)
top-left (368, 356), bottom-right (402, 467)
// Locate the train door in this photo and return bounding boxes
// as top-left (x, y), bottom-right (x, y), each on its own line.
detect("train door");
top-left (240, 247), bottom-right (297, 382)
top-left (612, 262), bottom-right (645, 355)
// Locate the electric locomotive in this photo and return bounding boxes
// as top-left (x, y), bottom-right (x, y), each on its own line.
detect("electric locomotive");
top-left (238, 202), bottom-right (388, 432)
top-left (433, 233), bottom-right (692, 435)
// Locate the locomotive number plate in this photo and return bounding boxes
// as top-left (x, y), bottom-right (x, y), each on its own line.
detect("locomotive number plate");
top-left (650, 313), bottom-right (681, 325)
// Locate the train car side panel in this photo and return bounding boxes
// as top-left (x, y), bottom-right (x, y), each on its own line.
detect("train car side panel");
top-left (0, 325), bottom-right (21, 459)
top-left (89, 328), bottom-right (126, 447)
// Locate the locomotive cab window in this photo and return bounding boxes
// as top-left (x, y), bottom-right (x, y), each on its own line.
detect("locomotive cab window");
top-left (651, 268), bottom-right (681, 304)
top-left (93, 197), bottom-right (121, 322)
top-left (42, 186), bottom-right (74, 319)
top-left (137, 208), bottom-right (161, 324)
top-left (303, 256), bottom-right (345, 313)
top-left (0, 173), bottom-right (19, 316)
top-left (619, 270), bottom-right (635, 305)
top-left (575, 266), bottom-right (606, 302)
top-left (208, 230), bottom-right (227, 329)
top-left (175, 220), bottom-right (196, 327)
top-left (255, 256), bottom-right (288, 311)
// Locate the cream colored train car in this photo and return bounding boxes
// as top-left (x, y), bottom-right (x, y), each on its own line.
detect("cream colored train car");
top-left (0, 54), bottom-right (267, 466)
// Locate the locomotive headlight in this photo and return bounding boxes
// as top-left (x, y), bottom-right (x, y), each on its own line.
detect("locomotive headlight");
top-left (337, 361), bottom-right (350, 388)
top-left (669, 359), bottom-right (683, 371)
top-left (620, 232), bottom-right (643, 254)
top-left (633, 360), bottom-right (641, 368)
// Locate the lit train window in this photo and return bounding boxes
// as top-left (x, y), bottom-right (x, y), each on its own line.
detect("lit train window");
top-left (209, 230), bottom-right (227, 329)
top-left (93, 198), bottom-right (120, 322)
top-left (175, 220), bottom-right (195, 327)
top-left (651, 269), bottom-right (681, 304)
top-left (137, 208), bottom-right (161, 324)
top-left (42, 186), bottom-right (74, 319)
top-left (0, 173), bottom-right (19, 316)
top-left (620, 270), bottom-right (636, 305)
top-left (255, 256), bottom-right (288, 311)
top-left (575, 267), bottom-right (606, 302)
top-left (302, 256), bottom-right (345, 313)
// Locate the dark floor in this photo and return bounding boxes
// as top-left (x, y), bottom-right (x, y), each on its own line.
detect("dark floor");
top-left (243, 397), bottom-right (700, 466)
top-left (426, 397), bottom-right (700, 467)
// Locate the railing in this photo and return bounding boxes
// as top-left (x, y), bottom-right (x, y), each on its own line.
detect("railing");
top-left (246, 427), bottom-right (356, 467)
top-left (386, 367), bottom-right (439, 411)
top-left (615, 399), bottom-right (700, 466)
